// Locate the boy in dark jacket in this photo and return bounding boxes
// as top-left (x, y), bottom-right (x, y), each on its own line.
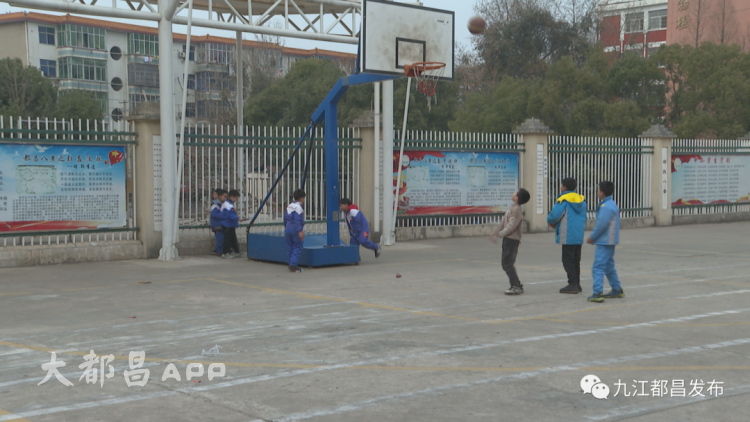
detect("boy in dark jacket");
top-left (586, 181), bottom-right (623, 303)
top-left (220, 190), bottom-right (242, 259)
top-left (547, 178), bottom-right (587, 294)
top-left (210, 189), bottom-right (227, 256)
top-left (489, 188), bottom-right (531, 295)
top-left (340, 198), bottom-right (381, 260)
top-left (284, 189), bottom-right (306, 273)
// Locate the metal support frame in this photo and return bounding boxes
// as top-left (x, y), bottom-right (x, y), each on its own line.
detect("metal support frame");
top-left (246, 123), bottom-right (314, 232)
top-left (10, 0), bottom-right (362, 44)
top-left (157, 0), bottom-right (178, 260)
top-left (247, 73), bottom-right (398, 246)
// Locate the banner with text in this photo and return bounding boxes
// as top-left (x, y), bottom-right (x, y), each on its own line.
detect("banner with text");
top-left (393, 151), bottom-right (520, 216)
top-left (671, 154), bottom-right (750, 207)
top-left (0, 144), bottom-right (127, 232)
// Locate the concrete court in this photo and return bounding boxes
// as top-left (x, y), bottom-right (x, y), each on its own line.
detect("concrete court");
top-left (1, 222), bottom-right (750, 422)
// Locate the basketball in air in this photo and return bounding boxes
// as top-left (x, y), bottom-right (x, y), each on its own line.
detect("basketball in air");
top-left (468, 16), bottom-right (487, 35)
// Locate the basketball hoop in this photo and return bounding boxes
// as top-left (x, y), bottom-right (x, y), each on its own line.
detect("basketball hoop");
top-left (405, 62), bottom-right (446, 98)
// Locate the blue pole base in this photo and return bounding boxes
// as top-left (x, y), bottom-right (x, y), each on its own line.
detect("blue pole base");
top-left (247, 232), bottom-right (360, 267)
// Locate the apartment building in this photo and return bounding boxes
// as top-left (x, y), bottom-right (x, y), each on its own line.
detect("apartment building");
top-left (0, 11), bottom-right (356, 123)
top-left (599, 0), bottom-right (750, 58)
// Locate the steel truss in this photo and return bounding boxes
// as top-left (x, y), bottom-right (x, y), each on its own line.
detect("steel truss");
top-left (8, 0), bottom-right (362, 44)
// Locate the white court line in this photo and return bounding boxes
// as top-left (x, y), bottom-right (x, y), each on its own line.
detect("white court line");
top-left (4, 284), bottom-right (749, 378)
top-left (2, 308), bottom-right (750, 422)
top-left (246, 338), bottom-right (750, 422)
top-left (585, 383), bottom-right (750, 421)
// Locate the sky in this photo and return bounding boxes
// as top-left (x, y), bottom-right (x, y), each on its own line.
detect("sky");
top-left (0, 1), bottom-right (478, 54)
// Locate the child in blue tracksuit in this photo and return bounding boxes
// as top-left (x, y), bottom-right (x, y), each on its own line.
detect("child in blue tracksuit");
top-left (284, 189), bottom-right (306, 273)
top-left (586, 181), bottom-right (623, 303)
top-left (220, 190), bottom-right (241, 258)
top-left (210, 189), bottom-right (227, 256)
top-left (339, 198), bottom-right (381, 260)
top-left (547, 178), bottom-right (587, 294)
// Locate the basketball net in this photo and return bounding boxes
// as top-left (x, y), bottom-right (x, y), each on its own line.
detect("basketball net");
top-left (405, 62), bottom-right (446, 111)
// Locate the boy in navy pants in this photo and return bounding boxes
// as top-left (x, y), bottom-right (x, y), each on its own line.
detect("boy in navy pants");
top-left (284, 189), bottom-right (306, 273)
top-left (339, 198), bottom-right (381, 260)
top-left (586, 181), bottom-right (624, 303)
top-left (210, 189), bottom-right (227, 256)
top-left (221, 190), bottom-right (242, 258)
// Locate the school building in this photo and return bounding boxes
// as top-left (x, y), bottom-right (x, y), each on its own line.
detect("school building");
top-left (598, 0), bottom-right (750, 57)
top-left (0, 11), bottom-right (356, 124)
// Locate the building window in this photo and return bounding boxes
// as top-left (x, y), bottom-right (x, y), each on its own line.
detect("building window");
top-left (649, 9), bottom-right (667, 31)
top-left (624, 12), bottom-right (644, 33)
top-left (185, 103), bottom-right (196, 118)
top-left (128, 33), bottom-right (159, 56)
top-left (111, 77), bottom-right (123, 91)
top-left (110, 46), bottom-right (122, 61)
top-left (57, 24), bottom-right (105, 49)
top-left (183, 44), bottom-right (195, 61)
top-left (127, 63), bottom-right (159, 87)
top-left (111, 108), bottom-right (123, 122)
top-left (58, 57), bottom-right (106, 81)
top-left (204, 43), bottom-right (235, 65)
top-left (197, 99), bottom-right (231, 119)
top-left (187, 74), bottom-right (195, 90)
top-left (38, 26), bottom-right (55, 45)
top-left (196, 71), bottom-right (234, 92)
top-left (40, 59), bottom-right (56, 77)
top-left (58, 90), bottom-right (107, 114)
top-left (129, 94), bottom-right (160, 111)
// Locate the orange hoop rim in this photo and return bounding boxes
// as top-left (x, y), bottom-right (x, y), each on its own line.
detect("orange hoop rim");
top-left (404, 62), bottom-right (447, 78)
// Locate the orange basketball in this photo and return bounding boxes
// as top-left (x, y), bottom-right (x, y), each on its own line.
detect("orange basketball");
top-left (468, 16), bottom-right (487, 35)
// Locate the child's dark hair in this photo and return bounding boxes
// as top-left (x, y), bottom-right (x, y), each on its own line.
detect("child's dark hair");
top-left (561, 178), bottom-right (577, 191)
top-left (213, 188), bottom-right (222, 195)
top-left (293, 189), bottom-right (306, 201)
top-left (228, 189), bottom-right (240, 198)
top-left (517, 188), bottom-right (531, 205)
top-left (598, 181), bottom-right (614, 197)
top-left (339, 198), bottom-right (352, 206)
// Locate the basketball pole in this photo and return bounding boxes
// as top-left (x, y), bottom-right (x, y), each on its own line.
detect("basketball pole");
top-left (173, 0), bottom-right (193, 246)
top-left (382, 80), bottom-right (395, 246)
top-left (373, 82), bottom-right (381, 234)
top-left (391, 77), bottom-right (412, 242)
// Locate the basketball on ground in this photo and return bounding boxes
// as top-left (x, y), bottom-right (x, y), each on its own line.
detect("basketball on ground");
top-left (468, 16), bottom-right (486, 35)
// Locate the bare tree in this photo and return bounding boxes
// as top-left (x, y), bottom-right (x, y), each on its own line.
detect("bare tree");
top-left (688, 0), bottom-right (711, 47)
top-left (713, 0), bottom-right (739, 45)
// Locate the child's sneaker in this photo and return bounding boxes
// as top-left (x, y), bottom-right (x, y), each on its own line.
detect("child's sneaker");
top-left (504, 286), bottom-right (524, 295)
top-left (559, 284), bottom-right (580, 294)
top-left (587, 293), bottom-right (604, 303)
top-left (603, 289), bottom-right (624, 298)
top-left (221, 253), bottom-right (234, 259)
top-left (288, 266), bottom-right (303, 273)
top-left (375, 246), bottom-right (382, 258)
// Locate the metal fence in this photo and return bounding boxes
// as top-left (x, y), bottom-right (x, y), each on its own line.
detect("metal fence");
top-left (391, 131), bottom-right (524, 228)
top-left (0, 116), bottom-right (138, 247)
top-left (548, 136), bottom-right (653, 219)
top-left (177, 125), bottom-right (360, 241)
top-left (672, 138), bottom-right (750, 216)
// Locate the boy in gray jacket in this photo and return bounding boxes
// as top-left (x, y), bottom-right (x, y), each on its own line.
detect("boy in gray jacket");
top-left (490, 188), bottom-right (531, 295)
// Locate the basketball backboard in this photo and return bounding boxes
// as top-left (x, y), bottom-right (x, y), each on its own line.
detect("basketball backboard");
top-left (361, 0), bottom-right (455, 81)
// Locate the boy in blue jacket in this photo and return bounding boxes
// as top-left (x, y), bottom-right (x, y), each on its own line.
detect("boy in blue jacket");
top-left (586, 181), bottom-right (624, 303)
top-left (340, 198), bottom-right (381, 260)
top-left (220, 190), bottom-right (242, 259)
top-left (210, 189), bottom-right (227, 256)
top-left (284, 189), bottom-right (306, 273)
top-left (547, 178), bottom-right (587, 294)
